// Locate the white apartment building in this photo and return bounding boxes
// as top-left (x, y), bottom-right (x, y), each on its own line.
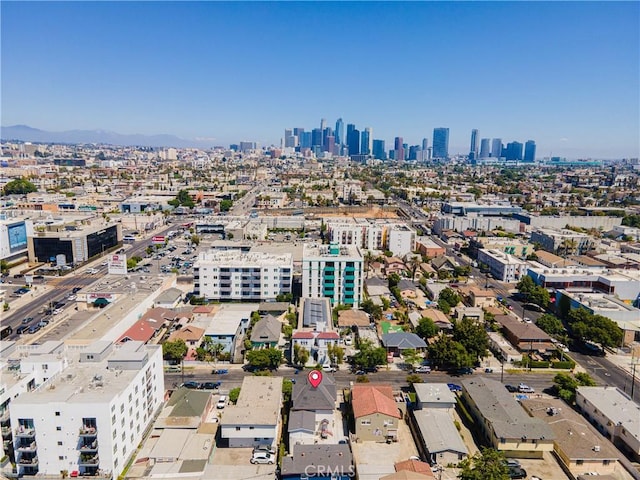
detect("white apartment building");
top-left (9, 341), bottom-right (164, 478)
top-left (220, 376), bottom-right (283, 448)
top-left (576, 386), bottom-right (640, 461)
top-left (387, 225), bottom-right (416, 257)
top-left (530, 228), bottom-right (594, 256)
top-left (194, 250), bottom-right (293, 301)
top-left (302, 243), bottom-right (363, 308)
top-left (477, 248), bottom-right (528, 283)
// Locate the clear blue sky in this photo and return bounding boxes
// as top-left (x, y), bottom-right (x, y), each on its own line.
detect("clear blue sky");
top-left (2, 1), bottom-right (638, 158)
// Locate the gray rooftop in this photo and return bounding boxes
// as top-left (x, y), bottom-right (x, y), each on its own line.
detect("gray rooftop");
top-left (291, 374), bottom-right (337, 411)
top-left (250, 315), bottom-right (281, 344)
top-left (300, 297), bottom-right (332, 328)
top-left (281, 444), bottom-right (353, 476)
top-left (154, 287), bottom-right (183, 304)
top-left (414, 409), bottom-right (468, 455)
top-left (288, 410), bottom-right (316, 433)
top-left (382, 332), bottom-right (427, 349)
top-left (413, 383), bottom-right (457, 406)
top-left (576, 386), bottom-right (640, 444)
top-left (221, 376), bottom-right (283, 426)
top-left (461, 377), bottom-right (554, 441)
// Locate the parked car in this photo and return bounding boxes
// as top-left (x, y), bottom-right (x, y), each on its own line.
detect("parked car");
top-left (250, 451), bottom-right (275, 465)
top-left (27, 325), bottom-right (41, 334)
top-left (518, 383), bottom-right (535, 393)
top-left (22, 317), bottom-right (34, 324)
top-left (16, 325), bottom-right (29, 334)
top-left (38, 319), bottom-right (50, 328)
top-left (182, 381), bottom-right (200, 389)
top-left (72, 287), bottom-right (82, 293)
top-left (253, 444), bottom-right (276, 455)
top-left (447, 383), bottom-right (462, 392)
top-left (454, 367), bottom-right (474, 375)
top-left (414, 366), bottom-right (432, 373)
top-left (508, 467), bottom-right (527, 479)
top-left (505, 385), bottom-right (518, 393)
top-left (216, 395), bottom-right (227, 409)
top-left (200, 382), bottom-right (221, 390)
top-left (322, 364), bottom-right (337, 372)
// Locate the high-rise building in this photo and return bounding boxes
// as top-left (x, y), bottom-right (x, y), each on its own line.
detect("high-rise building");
top-left (491, 138), bottom-right (503, 158)
top-left (504, 141), bottom-right (523, 161)
top-left (347, 127), bottom-right (360, 156)
top-left (524, 140), bottom-right (536, 162)
top-left (311, 128), bottom-right (323, 148)
top-left (408, 145), bottom-right (419, 161)
top-left (320, 118), bottom-right (327, 133)
top-left (284, 129), bottom-right (295, 148)
top-left (480, 138), bottom-right (491, 158)
top-left (432, 128), bottom-right (450, 159)
top-left (300, 131), bottom-right (312, 149)
top-left (372, 139), bottom-right (386, 160)
top-left (360, 128), bottom-right (371, 155)
top-left (302, 243), bottom-right (364, 308)
top-left (394, 137), bottom-right (404, 163)
top-left (326, 135), bottom-right (335, 154)
top-left (469, 129), bottom-right (479, 160)
top-left (422, 138), bottom-right (428, 152)
top-left (335, 118), bottom-right (344, 146)
top-left (322, 127), bottom-right (333, 151)
top-left (194, 251), bottom-right (293, 301)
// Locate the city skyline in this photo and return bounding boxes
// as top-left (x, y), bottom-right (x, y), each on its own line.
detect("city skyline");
top-left (2, 1), bottom-right (639, 158)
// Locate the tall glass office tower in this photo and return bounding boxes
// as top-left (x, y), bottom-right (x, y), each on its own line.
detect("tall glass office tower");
top-left (432, 128), bottom-right (450, 159)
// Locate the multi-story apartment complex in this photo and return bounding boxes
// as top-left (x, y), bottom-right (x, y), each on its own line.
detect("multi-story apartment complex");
top-left (530, 228), bottom-right (594, 256)
top-left (302, 243), bottom-right (363, 308)
top-left (477, 248), bottom-right (528, 283)
top-left (8, 340), bottom-right (164, 478)
top-left (194, 250), bottom-right (293, 301)
top-left (325, 218), bottom-right (416, 256)
top-left (387, 225), bottom-right (416, 257)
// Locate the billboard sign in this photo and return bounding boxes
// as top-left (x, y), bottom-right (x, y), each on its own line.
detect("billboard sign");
top-left (152, 235), bottom-right (166, 245)
top-left (8, 222), bottom-right (27, 252)
top-left (108, 254), bottom-right (128, 275)
top-left (87, 293), bottom-right (115, 301)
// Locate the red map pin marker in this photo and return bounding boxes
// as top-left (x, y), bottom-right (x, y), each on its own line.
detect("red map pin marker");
top-left (308, 370), bottom-right (323, 388)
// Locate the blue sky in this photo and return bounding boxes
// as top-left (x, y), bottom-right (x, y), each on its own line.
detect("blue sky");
top-left (2, 1), bottom-right (638, 158)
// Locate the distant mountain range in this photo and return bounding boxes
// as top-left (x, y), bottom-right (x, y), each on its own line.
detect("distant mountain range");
top-left (1, 125), bottom-right (217, 149)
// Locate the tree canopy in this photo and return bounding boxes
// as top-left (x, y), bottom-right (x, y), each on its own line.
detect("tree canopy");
top-left (552, 372), bottom-right (596, 403)
top-left (3, 178), bottom-right (37, 195)
top-left (516, 275), bottom-right (550, 308)
top-left (536, 314), bottom-right (565, 337)
top-left (568, 308), bottom-right (623, 350)
top-left (458, 448), bottom-right (510, 480)
top-left (352, 339), bottom-right (387, 369)
top-left (428, 335), bottom-right (473, 369)
top-left (162, 339), bottom-right (188, 362)
top-left (416, 317), bottom-right (439, 339)
top-left (453, 317), bottom-right (489, 361)
top-left (246, 347), bottom-right (282, 370)
top-left (168, 189), bottom-right (195, 208)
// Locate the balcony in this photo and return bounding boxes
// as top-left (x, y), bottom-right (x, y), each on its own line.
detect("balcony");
top-left (79, 439), bottom-right (98, 453)
top-left (1, 425), bottom-right (11, 437)
top-left (15, 426), bottom-right (35, 438)
top-left (17, 441), bottom-right (37, 452)
top-left (0, 409), bottom-right (9, 422)
top-left (79, 454), bottom-right (99, 466)
top-left (79, 426), bottom-right (97, 437)
top-left (17, 455), bottom-right (38, 466)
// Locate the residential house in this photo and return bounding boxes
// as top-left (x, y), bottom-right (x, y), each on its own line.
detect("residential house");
top-left (292, 298), bottom-right (339, 366)
top-left (384, 257), bottom-right (407, 276)
top-left (281, 444), bottom-right (354, 480)
top-left (352, 384), bottom-right (402, 442)
top-left (289, 374), bottom-right (337, 445)
top-left (460, 377), bottom-right (554, 458)
top-left (430, 256), bottom-right (457, 273)
top-left (413, 383), bottom-right (456, 410)
top-left (220, 376), bottom-right (283, 448)
top-left (495, 315), bottom-right (555, 353)
top-left (393, 459), bottom-right (435, 478)
top-left (155, 387), bottom-right (214, 429)
top-left (154, 287), bottom-right (184, 309)
top-left (420, 308), bottom-right (452, 330)
top-left (337, 309), bottom-right (370, 329)
top-left (412, 409), bottom-right (468, 466)
top-left (382, 470), bottom-right (434, 480)
top-left (250, 315), bottom-right (281, 349)
top-left (576, 386), bottom-right (640, 461)
top-left (397, 279), bottom-right (419, 299)
top-left (167, 325), bottom-right (205, 359)
top-left (382, 332), bottom-right (427, 356)
top-left (465, 287), bottom-right (496, 309)
top-left (522, 398), bottom-right (621, 476)
top-left (117, 318), bottom-right (161, 344)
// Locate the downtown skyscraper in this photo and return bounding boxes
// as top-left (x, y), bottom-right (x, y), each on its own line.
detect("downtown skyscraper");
top-left (335, 118), bottom-right (344, 146)
top-left (432, 128), bottom-right (449, 159)
top-left (524, 140), bottom-right (536, 162)
top-left (469, 129), bottom-right (479, 160)
top-left (394, 137), bottom-right (404, 162)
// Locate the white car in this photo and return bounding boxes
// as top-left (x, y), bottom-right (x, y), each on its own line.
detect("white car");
top-left (216, 395), bottom-right (227, 409)
top-left (87, 268), bottom-right (99, 275)
top-left (322, 364), bottom-right (337, 372)
top-left (414, 366), bottom-right (432, 373)
top-left (250, 451), bottom-right (275, 464)
top-left (518, 383), bottom-right (535, 393)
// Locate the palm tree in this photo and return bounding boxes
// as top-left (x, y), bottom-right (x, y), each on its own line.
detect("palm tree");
top-left (408, 255), bottom-right (422, 281)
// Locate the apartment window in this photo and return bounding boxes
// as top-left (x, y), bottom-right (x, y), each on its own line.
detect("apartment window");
top-left (114, 459), bottom-right (119, 468)
top-left (55, 411), bottom-right (61, 416)
top-left (113, 444), bottom-right (118, 454)
top-left (59, 456), bottom-right (64, 461)
top-left (57, 441), bottom-right (63, 446)
top-left (56, 426), bottom-right (62, 431)
top-left (120, 404), bottom-right (125, 413)
top-left (577, 460), bottom-right (584, 465)
top-left (236, 427), bottom-right (241, 431)
top-left (43, 364), bottom-right (48, 370)
top-left (249, 426), bottom-right (254, 430)
top-left (121, 432), bottom-right (126, 441)
top-left (360, 419), bottom-right (371, 425)
top-left (113, 430), bottom-right (117, 439)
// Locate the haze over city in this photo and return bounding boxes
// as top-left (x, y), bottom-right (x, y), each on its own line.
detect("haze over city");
top-left (2, 1), bottom-right (639, 158)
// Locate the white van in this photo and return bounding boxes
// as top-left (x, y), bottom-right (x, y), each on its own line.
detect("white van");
top-left (216, 395), bottom-right (227, 409)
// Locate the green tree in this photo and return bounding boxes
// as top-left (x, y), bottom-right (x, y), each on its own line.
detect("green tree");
top-left (282, 379), bottom-right (294, 403)
top-left (360, 298), bottom-right (383, 321)
top-left (293, 344), bottom-right (310, 366)
top-left (229, 387), bottom-right (241, 404)
top-left (416, 317), bottom-right (439, 339)
top-left (388, 273), bottom-right (401, 289)
top-left (246, 347), bottom-right (282, 370)
top-left (438, 298), bottom-right (452, 314)
top-left (529, 285), bottom-right (550, 308)
top-left (402, 348), bottom-right (422, 367)
top-left (453, 317), bottom-right (489, 361)
top-left (458, 448), bottom-right (510, 480)
top-left (536, 314), bottom-right (565, 337)
top-left (276, 292), bottom-right (293, 303)
top-left (162, 339), bottom-right (188, 362)
top-left (516, 275), bottom-right (535, 294)
top-left (168, 189), bottom-right (195, 208)
top-left (190, 234), bottom-right (201, 246)
top-left (352, 339), bottom-right (387, 369)
top-left (406, 374), bottom-right (423, 385)
top-left (440, 287), bottom-right (461, 308)
top-left (0, 260), bottom-right (8, 274)
top-left (568, 308), bottom-right (623, 350)
top-left (428, 335), bottom-right (473, 369)
top-left (3, 178), bottom-right (37, 195)
top-left (553, 372), bottom-right (596, 404)
top-left (219, 199), bottom-right (233, 212)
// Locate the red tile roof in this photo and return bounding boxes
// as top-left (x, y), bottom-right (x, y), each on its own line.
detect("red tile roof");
top-left (316, 331), bottom-right (339, 339)
top-left (192, 306), bottom-right (214, 314)
top-left (117, 319), bottom-right (160, 344)
top-left (292, 331), bottom-right (315, 339)
top-left (395, 459), bottom-right (435, 476)
top-left (352, 385), bottom-right (402, 419)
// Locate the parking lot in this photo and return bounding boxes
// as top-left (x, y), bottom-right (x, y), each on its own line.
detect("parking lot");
top-left (207, 446), bottom-right (275, 480)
